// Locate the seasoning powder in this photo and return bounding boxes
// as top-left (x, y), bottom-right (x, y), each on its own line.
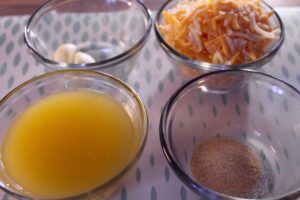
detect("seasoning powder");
top-left (190, 138), bottom-right (262, 198)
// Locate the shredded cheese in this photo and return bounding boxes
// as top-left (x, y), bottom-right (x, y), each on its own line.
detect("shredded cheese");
top-left (158, 0), bottom-right (280, 64)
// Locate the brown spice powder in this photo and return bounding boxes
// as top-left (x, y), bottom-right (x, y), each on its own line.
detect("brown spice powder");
top-left (190, 138), bottom-right (262, 197)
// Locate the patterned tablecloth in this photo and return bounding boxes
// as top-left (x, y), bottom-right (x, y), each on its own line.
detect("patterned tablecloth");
top-left (0, 7), bottom-right (300, 200)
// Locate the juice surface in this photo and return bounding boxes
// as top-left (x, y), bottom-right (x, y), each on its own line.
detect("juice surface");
top-left (2, 90), bottom-right (135, 198)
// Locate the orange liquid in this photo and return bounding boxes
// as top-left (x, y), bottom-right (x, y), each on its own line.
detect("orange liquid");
top-left (2, 90), bottom-right (135, 198)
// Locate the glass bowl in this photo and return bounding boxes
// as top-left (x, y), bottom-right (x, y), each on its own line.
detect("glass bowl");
top-left (154, 0), bottom-right (285, 79)
top-left (160, 70), bottom-right (300, 199)
top-left (0, 70), bottom-right (148, 199)
top-left (24, 0), bottom-right (152, 81)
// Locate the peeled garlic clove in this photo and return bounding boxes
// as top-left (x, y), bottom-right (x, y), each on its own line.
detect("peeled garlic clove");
top-left (53, 43), bottom-right (77, 64)
top-left (73, 51), bottom-right (95, 64)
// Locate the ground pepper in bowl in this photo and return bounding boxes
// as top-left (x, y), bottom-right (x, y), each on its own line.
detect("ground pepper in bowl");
top-left (190, 138), bottom-right (262, 198)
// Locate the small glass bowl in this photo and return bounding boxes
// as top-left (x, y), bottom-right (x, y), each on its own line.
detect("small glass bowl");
top-left (0, 70), bottom-right (148, 199)
top-left (160, 70), bottom-right (300, 199)
top-left (154, 0), bottom-right (285, 79)
top-left (24, 0), bottom-right (152, 81)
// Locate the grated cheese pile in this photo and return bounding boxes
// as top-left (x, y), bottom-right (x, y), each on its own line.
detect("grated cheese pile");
top-left (158, 0), bottom-right (281, 64)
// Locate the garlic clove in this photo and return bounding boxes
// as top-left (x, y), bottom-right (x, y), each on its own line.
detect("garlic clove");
top-left (73, 51), bottom-right (96, 64)
top-left (53, 43), bottom-right (77, 64)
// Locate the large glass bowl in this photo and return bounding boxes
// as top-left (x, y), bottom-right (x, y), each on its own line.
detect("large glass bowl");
top-left (24, 0), bottom-right (152, 81)
top-left (0, 70), bottom-right (148, 199)
top-left (160, 70), bottom-right (300, 199)
top-left (155, 0), bottom-right (285, 79)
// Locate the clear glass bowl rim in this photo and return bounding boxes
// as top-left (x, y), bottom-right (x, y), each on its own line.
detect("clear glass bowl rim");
top-left (154, 0), bottom-right (285, 72)
top-left (159, 69), bottom-right (300, 200)
top-left (24, 0), bottom-right (152, 70)
top-left (0, 70), bottom-right (148, 200)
